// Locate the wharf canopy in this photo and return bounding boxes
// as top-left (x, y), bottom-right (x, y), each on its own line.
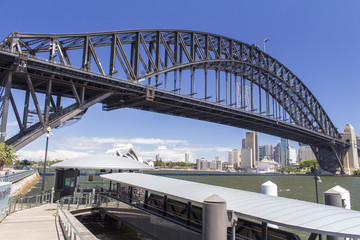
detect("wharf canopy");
top-left (101, 173), bottom-right (360, 239)
top-left (52, 154), bottom-right (153, 199)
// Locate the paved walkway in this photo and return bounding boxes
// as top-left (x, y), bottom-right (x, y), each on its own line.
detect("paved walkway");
top-left (0, 204), bottom-right (63, 240)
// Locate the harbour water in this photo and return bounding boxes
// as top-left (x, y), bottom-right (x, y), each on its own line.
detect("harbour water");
top-left (30, 172), bottom-right (360, 239)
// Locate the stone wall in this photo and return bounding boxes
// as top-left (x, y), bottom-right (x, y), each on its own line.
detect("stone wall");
top-left (11, 172), bottom-right (41, 197)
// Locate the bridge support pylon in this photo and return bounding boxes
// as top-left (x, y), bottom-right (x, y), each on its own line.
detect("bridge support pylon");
top-left (342, 124), bottom-right (360, 175)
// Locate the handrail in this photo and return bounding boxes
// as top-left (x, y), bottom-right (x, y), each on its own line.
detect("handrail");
top-left (57, 193), bottom-right (97, 240)
top-left (0, 169), bottom-right (37, 183)
top-left (8, 188), bottom-right (54, 214)
top-left (57, 204), bottom-right (85, 240)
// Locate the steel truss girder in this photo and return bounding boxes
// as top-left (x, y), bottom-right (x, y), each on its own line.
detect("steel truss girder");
top-left (0, 30), bottom-right (347, 172)
top-left (0, 30), bottom-right (339, 140)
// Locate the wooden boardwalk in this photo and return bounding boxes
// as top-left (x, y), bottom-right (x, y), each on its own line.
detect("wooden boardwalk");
top-left (0, 204), bottom-right (64, 240)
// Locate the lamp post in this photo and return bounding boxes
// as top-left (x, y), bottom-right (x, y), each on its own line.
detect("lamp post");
top-left (264, 38), bottom-right (269, 53)
top-left (314, 162), bottom-right (322, 240)
top-left (41, 127), bottom-right (51, 193)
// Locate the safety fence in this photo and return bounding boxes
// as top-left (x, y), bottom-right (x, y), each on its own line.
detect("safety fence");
top-left (7, 188), bottom-right (54, 214)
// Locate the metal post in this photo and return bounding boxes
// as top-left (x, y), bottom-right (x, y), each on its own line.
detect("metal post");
top-left (92, 188), bottom-right (95, 205)
top-left (41, 128), bottom-right (51, 194)
top-left (262, 222), bottom-right (268, 240)
top-left (51, 187), bottom-right (54, 204)
top-left (202, 194), bottom-right (228, 240)
top-left (314, 163), bottom-right (320, 204)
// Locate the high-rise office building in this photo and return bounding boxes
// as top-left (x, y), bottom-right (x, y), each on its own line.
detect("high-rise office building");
top-left (298, 146), bottom-right (316, 162)
top-left (280, 138), bottom-right (289, 167)
top-left (232, 149), bottom-right (241, 168)
top-left (228, 151), bottom-right (233, 166)
top-left (260, 145), bottom-right (274, 160)
top-left (185, 153), bottom-right (190, 163)
top-left (288, 146), bottom-right (297, 166)
top-left (274, 143), bottom-right (281, 164)
top-left (241, 147), bottom-right (252, 169)
top-left (196, 158), bottom-right (208, 171)
top-left (244, 131), bottom-right (259, 167)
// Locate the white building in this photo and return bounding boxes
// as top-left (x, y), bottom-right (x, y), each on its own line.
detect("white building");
top-left (298, 146), bottom-right (316, 162)
top-left (185, 153), bottom-right (190, 163)
top-left (196, 158), bottom-right (208, 171)
top-left (228, 151), bottom-right (233, 166)
top-left (289, 146), bottom-right (297, 166)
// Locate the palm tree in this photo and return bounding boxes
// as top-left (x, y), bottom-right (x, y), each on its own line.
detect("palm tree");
top-left (0, 143), bottom-right (18, 170)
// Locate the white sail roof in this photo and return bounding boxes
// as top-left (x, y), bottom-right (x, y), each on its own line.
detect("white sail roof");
top-left (100, 173), bottom-right (360, 238)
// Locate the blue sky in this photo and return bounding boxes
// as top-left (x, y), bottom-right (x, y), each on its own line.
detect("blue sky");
top-left (1, 0), bottom-right (360, 162)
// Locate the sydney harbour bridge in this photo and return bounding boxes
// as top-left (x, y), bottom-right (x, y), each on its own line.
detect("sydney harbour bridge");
top-left (0, 30), bottom-right (358, 174)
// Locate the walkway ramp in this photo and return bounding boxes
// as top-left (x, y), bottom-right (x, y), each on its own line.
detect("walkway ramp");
top-left (0, 204), bottom-right (62, 240)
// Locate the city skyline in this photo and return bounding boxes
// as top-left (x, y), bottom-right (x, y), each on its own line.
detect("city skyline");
top-left (1, 0), bottom-right (360, 162)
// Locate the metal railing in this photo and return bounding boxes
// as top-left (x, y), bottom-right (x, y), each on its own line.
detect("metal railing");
top-left (57, 193), bottom-right (97, 240)
top-left (58, 192), bottom-right (95, 211)
top-left (57, 205), bottom-right (85, 240)
top-left (8, 188), bottom-right (54, 214)
top-left (0, 169), bottom-right (37, 183)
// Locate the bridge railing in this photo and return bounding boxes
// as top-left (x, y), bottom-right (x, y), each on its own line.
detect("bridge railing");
top-left (0, 169), bottom-right (37, 183)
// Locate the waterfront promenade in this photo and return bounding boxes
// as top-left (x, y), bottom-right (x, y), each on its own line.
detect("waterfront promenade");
top-left (0, 204), bottom-right (63, 240)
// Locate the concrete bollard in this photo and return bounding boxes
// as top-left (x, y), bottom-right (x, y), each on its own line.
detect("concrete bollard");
top-left (261, 181), bottom-right (278, 196)
top-left (330, 186), bottom-right (351, 209)
top-left (202, 194), bottom-right (228, 240)
top-left (261, 181), bottom-right (278, 229)
top-left (324, 189), bottom-right (345, 240)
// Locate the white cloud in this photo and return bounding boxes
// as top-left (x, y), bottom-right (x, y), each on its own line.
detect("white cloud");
top-left (17, 149), bottom-right (91, 161)
top-left (18, 135), bottom-right (231, 162)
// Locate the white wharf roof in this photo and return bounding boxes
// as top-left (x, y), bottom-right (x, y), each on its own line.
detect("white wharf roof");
top-left (100, 173), bottom-right (360, 238)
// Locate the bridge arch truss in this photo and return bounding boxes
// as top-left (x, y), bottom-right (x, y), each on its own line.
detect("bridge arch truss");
top-left (0, 30), bottom-right (348, 173)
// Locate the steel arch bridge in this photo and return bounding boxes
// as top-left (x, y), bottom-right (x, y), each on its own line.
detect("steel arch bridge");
top-left (0, 30), bottom-right (355, 173)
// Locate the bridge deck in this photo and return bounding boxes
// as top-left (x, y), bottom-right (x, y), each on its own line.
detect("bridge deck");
top-left (0, 204), bottom-right (63, 240)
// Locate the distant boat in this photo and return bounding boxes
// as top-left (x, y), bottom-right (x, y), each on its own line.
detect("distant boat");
top-left (226, 169), bottom-right (236, 173)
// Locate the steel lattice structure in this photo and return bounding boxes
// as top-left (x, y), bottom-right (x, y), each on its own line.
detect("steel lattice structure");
top-left (0, 30), bottom-right (355, 173)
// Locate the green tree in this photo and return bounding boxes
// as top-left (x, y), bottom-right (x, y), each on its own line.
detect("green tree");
top-left (298, 159), bottom-right (318, 170)
top-left (0, 143), bottom-right (18, 170)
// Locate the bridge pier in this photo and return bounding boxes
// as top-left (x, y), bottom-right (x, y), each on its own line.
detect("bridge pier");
top-left (342, 124), bottom-right (360, 174)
